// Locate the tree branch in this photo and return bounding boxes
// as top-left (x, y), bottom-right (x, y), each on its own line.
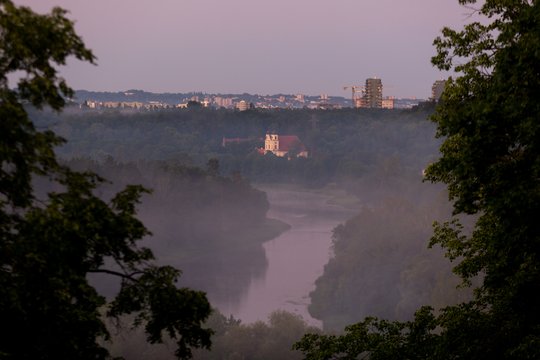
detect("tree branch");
top-left (88, 268), bottom-right (144, 282)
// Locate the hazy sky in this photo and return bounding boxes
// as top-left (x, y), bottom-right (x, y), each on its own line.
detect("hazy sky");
top-left (15, 0), bottom-right (472, 98)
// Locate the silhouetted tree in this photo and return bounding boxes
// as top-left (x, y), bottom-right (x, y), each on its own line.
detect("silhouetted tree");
top-left (296, 1), bottom-right (540, 358)
top-left (0, 1), bottom-right (211, 358)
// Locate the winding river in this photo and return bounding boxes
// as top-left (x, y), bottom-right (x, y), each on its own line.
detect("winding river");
top-left (215, 185), bottom-right (358, 327)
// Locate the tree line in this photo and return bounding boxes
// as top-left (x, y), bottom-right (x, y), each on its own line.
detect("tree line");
top-left (32, 104), bottom-right (439, 187)
top-left (295, 1), bottom-right (540, 359)
top-left (2, 0), bottom-right (539, 359)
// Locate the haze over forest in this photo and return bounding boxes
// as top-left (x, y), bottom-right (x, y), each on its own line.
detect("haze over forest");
top-left (26, 102), bottom-right (472, 358)
top-left (3, 1), bottom-right (539, 359)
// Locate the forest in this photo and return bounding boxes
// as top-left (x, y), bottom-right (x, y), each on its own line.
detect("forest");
top-left (58, 157), bottom-right (288, 305)
top-left (2, 0), bottom-right (539, 359)
top-left (34, 103), bottom-right (438, 187)
top-left (26, 104), bottom-right (472, 357)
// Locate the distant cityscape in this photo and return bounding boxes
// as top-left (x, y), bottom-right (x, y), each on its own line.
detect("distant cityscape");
top-left (76, 79), bottom-right (446, 111)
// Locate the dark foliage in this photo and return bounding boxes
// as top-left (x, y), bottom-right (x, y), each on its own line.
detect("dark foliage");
top-left (295, 1), bottom-right (540, 359)
top-left (0, 2), bottom-right (212, 358)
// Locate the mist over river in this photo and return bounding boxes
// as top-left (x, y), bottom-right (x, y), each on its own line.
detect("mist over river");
top-left (214, 185), bottom-right (358, 327)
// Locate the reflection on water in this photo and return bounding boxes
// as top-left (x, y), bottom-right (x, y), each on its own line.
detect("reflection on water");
top-left (216, 185), bottom-right (357, 326)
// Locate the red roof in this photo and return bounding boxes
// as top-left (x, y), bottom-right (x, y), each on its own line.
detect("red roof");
top-left (278, 135), bottom-right (306, 152)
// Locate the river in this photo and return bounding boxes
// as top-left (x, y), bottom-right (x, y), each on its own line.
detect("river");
top-left (215, 185), bottom-right (358, 327)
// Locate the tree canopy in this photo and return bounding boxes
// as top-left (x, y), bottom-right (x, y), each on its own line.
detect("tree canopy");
top-left (296, 1), bottom-right (540, 358)
top-left (0, 1), bottom-right (212, 358)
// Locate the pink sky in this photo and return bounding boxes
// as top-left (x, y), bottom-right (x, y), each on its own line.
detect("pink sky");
top-left (15, 0), bottom-right (472, 98)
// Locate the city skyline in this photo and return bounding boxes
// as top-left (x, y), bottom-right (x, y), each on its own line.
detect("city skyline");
top-left (14, 0), bottom-right (473, 98)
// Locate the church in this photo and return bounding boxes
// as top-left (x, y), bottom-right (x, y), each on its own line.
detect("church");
top-left (263, 133), bottom-right (309, 158)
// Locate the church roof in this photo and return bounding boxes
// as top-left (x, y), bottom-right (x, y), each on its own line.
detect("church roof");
top-left (278, 135), bottom-right (306, 152)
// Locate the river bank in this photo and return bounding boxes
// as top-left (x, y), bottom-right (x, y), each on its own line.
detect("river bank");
top-left (215, 183), bottom-right (359, 326)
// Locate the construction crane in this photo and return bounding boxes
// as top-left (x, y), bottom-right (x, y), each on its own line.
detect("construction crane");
top-left (343, 85), bottom-right (365, 108)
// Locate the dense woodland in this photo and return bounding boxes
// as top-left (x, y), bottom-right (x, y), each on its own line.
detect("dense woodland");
top-left (36, 104), bottom-right (466, 358)
top-left (3, 0), bottom-right (539, 359)
top-left (33, 104), bottom-right (438, 187)
top-left (56, 157), bottom-right (288, 305)
top-left (308, 185), bottom-right (475, 332)
top-left (31, 105), bottom-right (472, 329)
top-left (106, 310), bottom-right (320, 359)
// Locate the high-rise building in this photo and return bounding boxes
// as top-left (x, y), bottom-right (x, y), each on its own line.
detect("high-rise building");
top-left (431, 80), bottom-right (446, 101)
top-left (364, 78), bottom-right (383, 108)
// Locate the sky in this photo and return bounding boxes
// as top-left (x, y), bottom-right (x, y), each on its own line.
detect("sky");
top-left (15, 0), bottom-right (473, 98)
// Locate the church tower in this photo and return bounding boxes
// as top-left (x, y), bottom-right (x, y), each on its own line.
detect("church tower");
top-left (265, 134), bottom-right (279, 151)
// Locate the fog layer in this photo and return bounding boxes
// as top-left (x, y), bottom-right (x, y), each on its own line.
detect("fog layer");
top-left (30, 105), bottom-right (471, 352)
